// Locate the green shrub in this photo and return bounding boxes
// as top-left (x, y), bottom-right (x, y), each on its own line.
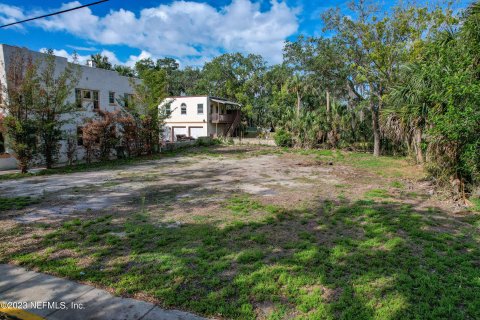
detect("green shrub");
top-left (196, 137), bottom-right (221, 147)
top-left (274, 129), bottom-right (293, 147)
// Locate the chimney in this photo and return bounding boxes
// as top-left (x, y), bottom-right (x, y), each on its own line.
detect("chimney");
top-left (87, 60), bottom-right (96, 68)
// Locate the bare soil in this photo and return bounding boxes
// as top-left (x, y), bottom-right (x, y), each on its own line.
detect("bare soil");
top-left (0, 145), bottom-right (460, 225)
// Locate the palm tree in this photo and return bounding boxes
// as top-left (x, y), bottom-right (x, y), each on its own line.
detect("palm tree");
top-left (383, 63), bottom-right (430, 163)
top-left (286, 74), bottom-right (310, 117)
top-left (90, 53), bottom-right (112, 70)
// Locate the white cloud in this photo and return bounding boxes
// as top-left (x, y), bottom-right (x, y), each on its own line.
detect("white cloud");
top-left (99, 49), bottom-right (121, 65)
top-left (34, 1), bottom-right (99, 35)
top-left (125, 50), bottom-right (152, 67)
top-left (0, 3), bottom-right (24, 20)
top-left (38, 48), bottom-right (122, 66)
top-left (4, 0), bottom-right (300, 65)
top-left (0, 3), bottom-right (25, 29)
top-left (66, 45), bottom-right (98, 51)
top-left (38, 48), bottom-right (151, 69)
top-left (39, 48), bottom-right (90, 65)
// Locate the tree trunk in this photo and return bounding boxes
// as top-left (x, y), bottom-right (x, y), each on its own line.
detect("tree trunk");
top-left (45, 145), bottom-right (53, 169)
top-left (413, 127), bottom-right (424, 164)
top-left (326, 90), bottom-right (331, 114)
top-left (20, 159), bottom-right (28, 174)
top-left (296, 92), bottom-right (301, 117)
top-left (371, 100), bottom-right (381, 157)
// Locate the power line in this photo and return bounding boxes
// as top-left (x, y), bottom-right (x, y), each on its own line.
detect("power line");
top-left (0, 0), bottom-right (109, 29)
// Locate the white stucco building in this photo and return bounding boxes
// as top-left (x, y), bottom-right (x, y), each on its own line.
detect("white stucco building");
top-left (0, 44), bottom-right (136, 170)
top-left (160, 96), bottom-right (241, 141)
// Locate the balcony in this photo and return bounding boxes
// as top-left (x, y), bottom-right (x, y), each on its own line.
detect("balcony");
top-left (211, 113), bottom-right (235, 124)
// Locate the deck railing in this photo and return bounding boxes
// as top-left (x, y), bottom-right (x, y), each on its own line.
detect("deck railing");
top-left (211, 113), bottom-right (235, 123)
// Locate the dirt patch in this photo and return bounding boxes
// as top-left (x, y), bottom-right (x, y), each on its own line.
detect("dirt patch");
top-left (322, 286), bottom-right (344, 303)
top-left (1, 145), bottom-right (478, 320)
top-left (255, 301), bottom-right (276, 319)
top-left (0, 145), bottom-right (460, 226)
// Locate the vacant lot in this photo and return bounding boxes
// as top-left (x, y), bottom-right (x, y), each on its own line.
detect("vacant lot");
top-left (1, 145), bottom-right (479, 319)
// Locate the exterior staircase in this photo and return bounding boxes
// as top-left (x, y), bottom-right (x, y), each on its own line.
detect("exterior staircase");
top-left (224, 110), bottom-right (241, 137)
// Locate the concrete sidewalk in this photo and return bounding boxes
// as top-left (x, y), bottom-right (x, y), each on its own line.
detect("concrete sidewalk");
top-left (0, 264), bottom-right (206, 320)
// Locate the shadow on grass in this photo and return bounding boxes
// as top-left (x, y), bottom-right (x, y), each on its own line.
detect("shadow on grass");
top-left (2, 197), bottom-right (479, 319)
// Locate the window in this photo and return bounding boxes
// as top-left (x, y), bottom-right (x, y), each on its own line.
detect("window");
top-left (77, 127), bottom-right (83, 146)
top-left (93, 91), bottom-right (99, 109)
top-left (181, 103), bottom-right (187, 115)
top-left (76, 89), bottom-right (99, 109)
top-left (0, 132), bottom-right (5, 153)
top-left (165, 104), bottom-right (171, 114)
top-left (109, 92), bottom-right (115, 104)
top-left (82, 90), bottom-right (91, 100)
top-left (197, 103), bottom-right (204, 115)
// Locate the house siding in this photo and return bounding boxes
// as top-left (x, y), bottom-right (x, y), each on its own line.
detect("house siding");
top-left (161, 96), bottom-right (210, 141)
top-left (0, 44), bottom-right (137, 170)
top-left (161, 96), bottom-right (241, 141)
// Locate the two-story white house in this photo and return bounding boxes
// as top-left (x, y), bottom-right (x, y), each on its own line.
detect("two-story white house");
top-left (160, 96), bottom-right (241, 141)
top-left (0, 44), bottom-right (137, 170)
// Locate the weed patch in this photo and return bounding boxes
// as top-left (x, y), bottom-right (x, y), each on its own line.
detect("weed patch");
top-left (226, 195), bottom-right (264, 216)
top-left (3, 198), bottom-right (479, 319)
top-left (469, 197), bottom-right (480, 212)
top-left (390, 180), bottom-right (405, 189)
top-left (1, 146), bottom-right (478, 319)
top-left (237, 249), bottom-right (264, 264)
top-left (364, 189), bottom-right (391, 199)
top-left (0, 197), bottom-right (37, 211)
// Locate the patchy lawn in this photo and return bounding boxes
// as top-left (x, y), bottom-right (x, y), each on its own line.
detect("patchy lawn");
top-left (0, 145), bottom-right (479, 319)
top-left (0, 196), bottom-right (37, 211)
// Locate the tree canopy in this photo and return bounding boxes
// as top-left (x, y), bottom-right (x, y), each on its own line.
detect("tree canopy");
top-left (7, 0), bottom-right (476, 193)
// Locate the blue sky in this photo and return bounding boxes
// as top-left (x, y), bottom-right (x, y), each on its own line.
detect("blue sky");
top-left (0, 0), bottom-right (470, 67)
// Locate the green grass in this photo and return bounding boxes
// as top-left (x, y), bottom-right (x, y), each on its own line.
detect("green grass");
top-left (470, 197), bottom-right (480, 212)
top-left (0, 172), bottom-right (35, 181)
top-left (227, 195), bottom-right (263, 215)
top-left (284, 148), bottom-right (421, 179)
top-left (226, 195), bottom-right (280, 217)
top-left (0, 196), bottom-right (37, 211)
top-left (237, 248), bottom-right (264, 263)
top-left (364, 189), bottom-right (391, 199)
top-left (1, 146), bottom-right (478, 318)
top-left (390, 180), bottom-right (405, 189)
top-left (3, 197), bottom-right (480, 319)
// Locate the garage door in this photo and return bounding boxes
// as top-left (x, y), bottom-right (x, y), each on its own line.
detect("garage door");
top-left (172, 127), bottom-right (187, 141)
top-left (189, 127), bottom-right (204, 139)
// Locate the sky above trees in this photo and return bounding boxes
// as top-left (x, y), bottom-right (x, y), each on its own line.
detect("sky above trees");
top-left (0, 0), bottom-right (471, 67)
